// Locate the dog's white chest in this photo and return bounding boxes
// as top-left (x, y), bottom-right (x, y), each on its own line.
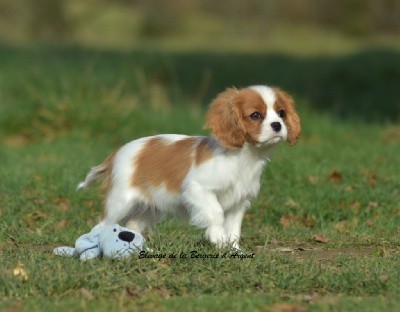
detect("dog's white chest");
top-left (216, 161), bottom-right (265, 211)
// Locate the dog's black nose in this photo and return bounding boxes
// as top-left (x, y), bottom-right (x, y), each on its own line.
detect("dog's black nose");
top-left (118, 231), bottom-right (135, 242)
top-left (271, 122), bottom-right (282, 132)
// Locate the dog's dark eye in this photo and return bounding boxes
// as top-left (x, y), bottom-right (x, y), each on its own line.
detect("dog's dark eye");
top-left (113, 228), bottom-right (117, 232)
top-left (250, 112), bottom-right (262, 120)
top-left (278, 109), bottom-right (286, 118)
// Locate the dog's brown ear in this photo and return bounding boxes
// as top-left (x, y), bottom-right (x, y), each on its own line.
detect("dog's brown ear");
top-left (205, 88), bottom-right (246, 149)
top-left (274, 88), bottom-right (301, 145)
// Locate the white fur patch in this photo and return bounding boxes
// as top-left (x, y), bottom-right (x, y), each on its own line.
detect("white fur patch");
top-left (250, 85), bottom-right (276, 109)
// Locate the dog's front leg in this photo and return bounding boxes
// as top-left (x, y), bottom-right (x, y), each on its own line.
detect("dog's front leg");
top-left (223, 201), bottom-right (249, 250)
top-left (183, 181), bottom-right (227, 248)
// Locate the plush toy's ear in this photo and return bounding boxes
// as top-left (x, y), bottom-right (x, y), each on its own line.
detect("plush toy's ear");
top-left (75, 224), bottom-right (103, 255)
top-left (80, 247), bottom-right (101, 261)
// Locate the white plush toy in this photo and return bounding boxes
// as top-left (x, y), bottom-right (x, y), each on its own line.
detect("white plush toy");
top-left (54, 224), bottom-right (145, 261)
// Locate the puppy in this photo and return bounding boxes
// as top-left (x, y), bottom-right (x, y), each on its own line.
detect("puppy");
top-left (78, 85), bottom-right (301, 249)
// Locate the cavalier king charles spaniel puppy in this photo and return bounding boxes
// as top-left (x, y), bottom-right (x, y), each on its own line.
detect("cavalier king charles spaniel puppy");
top-left (78, 85), bottom-right (301, 249)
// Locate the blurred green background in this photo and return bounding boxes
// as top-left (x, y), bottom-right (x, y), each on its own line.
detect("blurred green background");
top-left (0, 0), bottom-right (400, 54)
top-left (1, 0), bottom-right (399, 52)
top-left (0, 0), bottom-right (399, 130)
top-left (1, 0), bottom-right (399, 124)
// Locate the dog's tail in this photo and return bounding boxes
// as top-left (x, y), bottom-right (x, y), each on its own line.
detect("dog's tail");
top-left (77, 154), bottom-right (115, 190)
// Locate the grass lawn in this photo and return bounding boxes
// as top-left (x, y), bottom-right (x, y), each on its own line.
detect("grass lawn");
top-left (0, 45), bottom-right (399, 311)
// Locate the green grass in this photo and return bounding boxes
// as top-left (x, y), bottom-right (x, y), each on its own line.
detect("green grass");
top-left (0, 45), bottom-right (399, 311)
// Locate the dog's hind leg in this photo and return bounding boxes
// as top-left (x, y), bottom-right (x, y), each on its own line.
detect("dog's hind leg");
top-left (125, 201), bottom-right (166, 233)
top-left (101, 187), bottom-right (144, 227)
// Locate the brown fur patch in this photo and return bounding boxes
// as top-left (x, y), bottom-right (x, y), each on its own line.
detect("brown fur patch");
top-left (273, 88), bottom-right (301, 145)
top-left (205, 88), bottom-right (267, 148)
top-left (195, 137), bottom-right (215, 165)
top-left (205, 88), bottom-right (245, 149)
top-left (99, 152), bottom-right (116, 220)
top-left (100, 153), bottom-right (116, 191)
top-left (235, 89), bottom-right (267, 144)
top-left (132, 137), bottom-right (196, 194)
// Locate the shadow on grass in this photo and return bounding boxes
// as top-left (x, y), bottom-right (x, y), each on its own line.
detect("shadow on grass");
top-left (1, 44), bottom-right (399, 123)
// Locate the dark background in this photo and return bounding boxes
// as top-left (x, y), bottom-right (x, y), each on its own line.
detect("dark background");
top-left (0, 0), bottom-right (399, 122)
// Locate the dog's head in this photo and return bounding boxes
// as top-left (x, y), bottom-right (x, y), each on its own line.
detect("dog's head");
top-left (205, 86), bottom-right (301, 149)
